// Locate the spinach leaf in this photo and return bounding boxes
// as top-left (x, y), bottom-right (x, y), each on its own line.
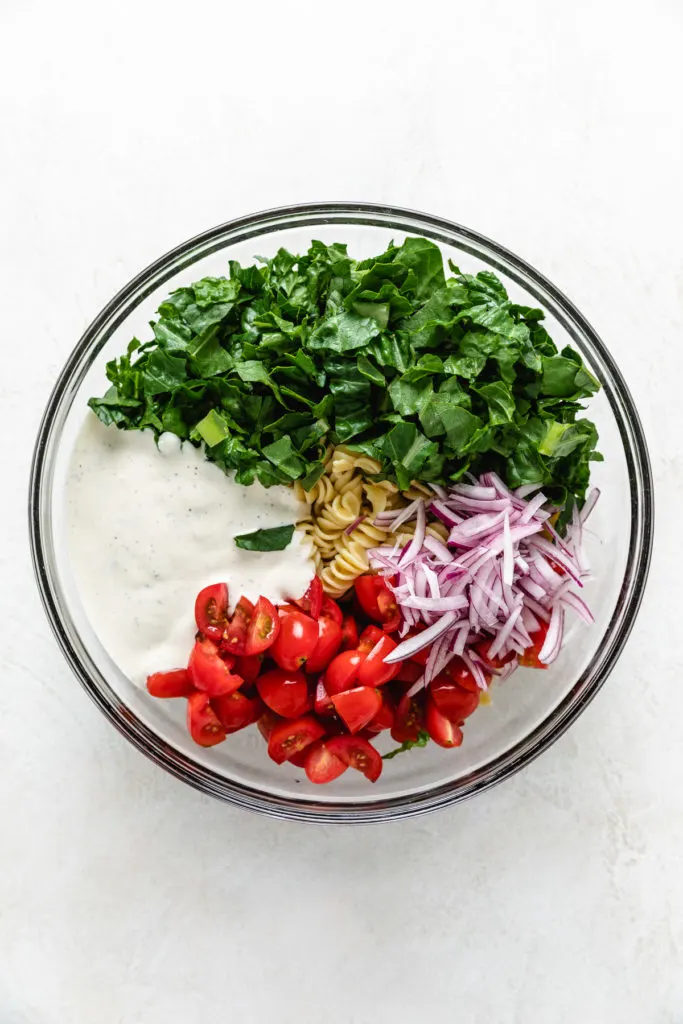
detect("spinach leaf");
top-left (234, 525), bottom-right (295, 551)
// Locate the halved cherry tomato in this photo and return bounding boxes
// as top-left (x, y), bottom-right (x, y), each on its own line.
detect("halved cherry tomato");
top-left (257, 709), bottom-right (281, 742)
top-left (519, 622), bottom-right (549, 669)
top-left (394, 661), bottom-right (423, 685)
top-left (358, 624), bottom-right (385, 656)
top-left (321, 596), bottom-right (343, 626)
top-left (331, 686), bottom-right (382, 734)
top-left (304, 740), bottom-right (348, 783)
top-left (188, 638), bottom-right (244, 697)
top-left (267, 715), bottom-right (325, 765)
top-left (222, 596), bottom-right (254, 657)
top-left (426, 696), bottom-right (464, 748)
top-left (443, 656), bottom-right (481, 693)
top-left (187, 692), bottom-right (226, 747)
top-left (403, 627), bottom-right (429, 666)
top-left (364, 691), bottom-right (395, 734)
top-left (430, 675), bottom-right (480, 722)
top-left (146, 669), bottom-right (194, 699)
top-left (292, 576), bottom-right (323, 620)
top-left (391, 693), bottom-right (425, 743)
top-left (270, 609), bottom-right (319, 671)
top-left (234, 654), bottom-right (263, 685)
top-left (354, 575), bottom-right (400, 631)
top-left (213, 690), bottom-right (263, 732)
top-left (257, 668), bottom-right (312, 718)
top-left (358, 633), bottom-right (400, 687)
top-left (325, 735), bottom-right (382, 782)
top-left (340, 615), bottom-right (359, 651)
top-left (306, 615), bottom-right (343, 674)
top-left (194, 583), bottom-right (229, 643)
top-left (314, 678), bottom-right (335, 717)
top-left (323, 649), bottom-right (363, 696)
top-left (244, 595), bottom-right (280, 656)
top-left (475, 639), bottom-right (516, 672)
top-left (288, 749), bottom-right (310, 768)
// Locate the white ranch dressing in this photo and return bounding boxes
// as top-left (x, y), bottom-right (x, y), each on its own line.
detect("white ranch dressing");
top-left (66, 414), bottom-right (315, 686)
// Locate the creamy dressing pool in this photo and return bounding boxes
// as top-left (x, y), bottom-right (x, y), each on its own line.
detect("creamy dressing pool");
top-left (66, 414), bottom-right (315, 685)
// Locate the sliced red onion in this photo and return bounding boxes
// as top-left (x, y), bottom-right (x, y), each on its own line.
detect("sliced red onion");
top-left (383, 610), bottom-right (460, 664)
top-left (539, 603), bottom-right (564, 664)
top-left (452, 483), bottom-right (498, 500)
top-left (429, 483), bottom-right (448, 500)
top-left (502, 511), bottom-right (513, 586)
top-left (580, 487), bottom-right (600, 523)
top-left (461, 649), bottom-right (488, 691)
top-left (422, 534), bottom-right (453, 562)
top-left (520, 491), bottom-right (548, 523)
top-left (398, 500), bottom-right (426, 568)
top-left (344, 515), bottom-right (366, 535)
top-left (515, 482), bottom-right (544, 499)
top-left (429, 500), bottom-right (463, 528)
top-left (560, 589), bottom-right (595, 624)
top-left (486, 603), bottom-right (523, 660)
top-left (400, 594), bottom-right (468, 612)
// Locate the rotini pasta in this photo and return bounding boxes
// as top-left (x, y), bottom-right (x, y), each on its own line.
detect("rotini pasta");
top-left (296, 444), bottom-right (441, 596)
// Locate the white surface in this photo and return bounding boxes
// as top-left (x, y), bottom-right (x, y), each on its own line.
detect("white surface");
top-left (0, 0), bottom-right (681, 1020)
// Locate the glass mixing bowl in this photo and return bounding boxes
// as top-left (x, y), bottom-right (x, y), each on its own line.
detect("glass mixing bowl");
top-left (29, 203), bottom-right (654, 823)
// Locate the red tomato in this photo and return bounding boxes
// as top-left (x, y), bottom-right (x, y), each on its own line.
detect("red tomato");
top-left (474, 640), bottom-right (515, 672)
top-left (314, 678), bottom-right (335, 717)
top-left (323, 649), bottom-right (363, 696)
top-left (244, 595), bottom-right (280, 656)
top-left (257, 709), bottom-right (281, 743)
top-left (361, 690), bottom-right (395, 735)
top-left (194, 583), bottom-right (229, 643)
top-left (267, 715), bottom-right (326, 765)
top-left (321, 596), bottom-right (343, 626)
top-left (340, 615), bottom-right (359, 651)
top-left (325, 735), bottom-right (382, 782)
top-left (188, 638), bottom-right (244, 697)
top-left (187, 692), bottom-right (227, 747)
top-left (519, 622), bottom-right (549, 669)
top-left (234, 654), bottom-right (263, 685)
top-left (426, 697), bottom-right (464, 748)
top-left (222, 596), bottom-right (254, 657)
top-left (354, 575), bottom-right (400, 631)
top-left (402, 627), bottom-right (429, 666)
top-left (304, 740), bottom-right (348, 783)
top-left (146, 669), bottom-right (194, 699)
top-left (394, 661), bottom-right (423, 685)
top-left (270, 609), bottom-right (319, 671)
top-left (213, 690), bottom-right (263, 732)
top-left (430, 675), bottom-right (480, 722)
top-left (292, 575), bottom-right (323, 620)
top-left (357, 624), bottom-right (385, 655)
top-left (444, 657), bottom-right (481, 693)
top-left (358, 633), bottom-right (400, 687)
top-left (257, 668), bottom-right (312, 718)
top-left (391, 693), bottom-right (425, 743)
top-left (330, 686), bottom-right (382, 734)
top-left (287, 749), bottom-right (310, 768)
top-left (306, 615), bottom-right (344, 674)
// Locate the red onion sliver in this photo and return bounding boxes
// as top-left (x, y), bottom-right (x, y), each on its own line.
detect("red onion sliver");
top-left (383, 611), bottom-right (460, 663)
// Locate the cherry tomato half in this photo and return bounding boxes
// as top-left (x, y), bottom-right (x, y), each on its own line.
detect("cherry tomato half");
top-left (187, 691), bottom-right (226, 747)
top-left (330, 686), bottom-right (382, 734)
top-left (270, 609), bottom-right (319, 671)
top-left (222, 596), bottom-right (254, 657)
top-left (257, 709), bottom-right (282, 743)
top-left (394, 661), bottom-right (423, 685)
top-left (363, 691), bottom-right (395, 734)
top-left (244, 596), bottom-right (280, 656)
top-left (358, 634), bottom-right (400, 687)
top-left (354, 575), bottom-right (400, 632)
top-left (234, 653), bottom-right (263, 685)
top-left (213, 690), bottom-right (263, 732)
top-left (519, 622), bottom-right (550, 669)
top-left (292, 576), bottom-right (323, 620)
top-left (314, 678), bottom-right (335, 717)
top-left (340, 615), bottom-right (359, 651)
top-left (257, 668), bottom-right (312, 719)
top-left (325, 735), bottom-right (382, 782)
top-left (426, 697), bottom-right (464, 748)
top-left (188, 638), bottom-right (244, 697)
top-left (391, 693), bottom-right (425, 744)
top-left (323, 649), bottom-right (363, 696)
top-left (306, 615), bottom-right (344, 674)
top-left (267, 715), bottom-right (326, 765)
top-left (443, 657), bottom-right (481, 693)
top-left (321, 596), bottom-right (343, 626)
top-left (474, 640), bottom-right (516, 673)
top-left (430, 675), bottom-right (480, 722)
top-left (194, 583), bottom-right (230, 643)
top-left (358, 624), bottom-right (385, 656)
top-left (304, 740), bottom-right (348, 784)
top-left (146, 669), bottom-right (194, 699)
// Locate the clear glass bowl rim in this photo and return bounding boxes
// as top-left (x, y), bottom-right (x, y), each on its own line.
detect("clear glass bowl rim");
top-left (29, 201), bottom-right (654, 824)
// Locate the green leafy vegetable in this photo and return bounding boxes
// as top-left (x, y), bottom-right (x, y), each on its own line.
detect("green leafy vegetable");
top-left (89, 237), bottom-right (601, 508)
top-left (383, 731), bottom-right (430, 760)
top-left (233, 525), bottom-right (295, 551)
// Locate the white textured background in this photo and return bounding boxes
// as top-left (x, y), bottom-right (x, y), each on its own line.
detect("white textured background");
top-left (1, 1), bottom-right (681, 1021)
